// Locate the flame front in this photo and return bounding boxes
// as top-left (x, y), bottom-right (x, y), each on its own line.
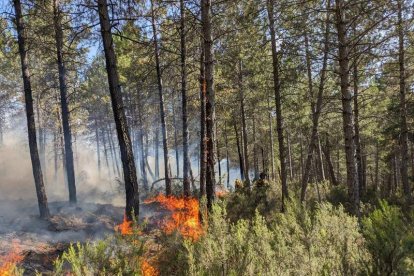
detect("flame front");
top-left (115, 213), bottom-right (133, 235)
top-left (141, 259), bottom-right (158, 276)
top-left (145, 195), bottom-right (203, 240)
top-left (0, 241), bottom-right (23, 276)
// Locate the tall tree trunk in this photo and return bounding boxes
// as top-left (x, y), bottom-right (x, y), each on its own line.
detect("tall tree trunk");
top-left (154, 127), bottom-right (160, 179)
top-left (239, 60), bottom-right (250, 186)
top-left (234, 120), bottom-right (244, 180)
top-left (353, 57), bottom-right (365, 198)
top-left (253, 115), bottom-right (259, 179)
top-left (172, 100), bottom-right (180, 177)
top-left (180, 0), bottom-right (191, 197)
top-left (150, 0), bottom-right (171, 195)
top-left (199, 39), bottom-right (207, 197)
top-left (335, 0), bottom-right (359, 214)
top-left (97, 0), bottom-right (139, 219)
top-left (201, 0), bottom-right (216, 210)
top-left (53, 0), bottom-right (77, 203)
top-left (13, 0), bottom-right (50, 219)
top-left (216, 125), bottom-right (222, 184)
top-left (224, 122), bottom-right (230, 189)
top-left (287, 131), bottom-right (294, 180)
top-left (300, 0), bottom-right (331, 201)
top-left (267, 0), bottom-right (288, 210)
top-left (397, 0), bottom-right (412, 203)
top-left (267, 97), bottom-right (275, 180)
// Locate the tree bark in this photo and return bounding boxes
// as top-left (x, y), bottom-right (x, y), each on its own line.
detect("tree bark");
top-left (201, 0), bottom-right (216, 210)
top-left (397, 0), bottom-right (411, 203)
top-left (267, 0), bottom-right (288, 210)
top-left (239, 60), bottom-right (250, 186)
top-left (53, 0), bottom-right (77, 203)
top-left (180, 0), bottom-right (191, 197)
top-left (199, 39), bottom-right (207, 197)
top-left (97, 0), bottom-right (139, 219)
top-left (13, 0), bottom-right (50, 219)
top-left (150, 0), bottom-right (171, 195)
top-left (300, 0), bottom-right (330, 201)
top-left (233, 120), bottom-right (244, 180)
top-left (335, 0), bottom-right (359, 214)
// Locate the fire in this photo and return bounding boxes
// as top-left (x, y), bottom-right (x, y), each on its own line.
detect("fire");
top-left (141, 259), bottom-right (158, 276)
top-left (144, 195), bottom-right (203, 240)
top-left (115, 213), bottom-right (133, 235)
top-left (216, 189), bottom-right (229, 198)
top-left (0, 241), bottom-right (24, 276)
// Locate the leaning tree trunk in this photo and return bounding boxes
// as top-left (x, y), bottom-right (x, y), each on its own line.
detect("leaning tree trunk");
top-left (97, 0), bottom-right (139, 219)
top-left (201, 0), bottom-right (216, 210)
top-left (267, 0), bottom-right (288, 210)
top-left (13, 0), bottom-right (50, 219)
top-left (180, 0), bottom-right (191, 197)
top-left (53, 0), bottom-right (77, 203)
top-left (335, 0), bottom-right (359, 215)
top-left (300, 0), bottom-right (330, 201)
top-left (397, 0), bottom-right (412, 204)
top-left (150, 0), bottom-right (171, 195)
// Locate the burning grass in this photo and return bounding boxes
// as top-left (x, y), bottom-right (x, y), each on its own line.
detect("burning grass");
top-left (144, 195), bottom-right (203, 241)
top-left (0, 240), bottom-right (24, 276)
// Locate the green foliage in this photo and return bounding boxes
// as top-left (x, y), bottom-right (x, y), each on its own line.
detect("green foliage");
top-left (53, 234), bottom-right (145, 276)
top-left (169, 200), bottom-right (370, 276)
top-left (362, 200), bottom-right (414, 275)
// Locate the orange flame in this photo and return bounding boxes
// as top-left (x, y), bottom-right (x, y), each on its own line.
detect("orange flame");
top-left (215, 189), bottom-right (228, 198)
top-left (144, 195), bottom-right (203, 240)
top-left (115, 213), bottom-right (133, 235)
top-left (0, 241), bottom-right (24, 275)
top-left (141, 259), bottom-right (159, 276)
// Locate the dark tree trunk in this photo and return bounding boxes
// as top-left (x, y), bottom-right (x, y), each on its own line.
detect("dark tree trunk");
top-left (97, 0), bottom-right (139, 219)
top-left (150, 0), bottom-right (171, 195)
top-left (202, 0), bottom-right (216, 210)
top-left (267, 0), bottom-right (288, 210)
top-left (397, 0), bottom-right (411, 203)
top-left (154, 127), bottom-right (160, 179)
top-left (224, 123), bottom-right (230, 189)
top-left (253, 115), bottom-right (259, 179)
top-left (172, 100), bottom-right (180, 177)
top-left (300, 0), bottom-right (330, 201)
top-left (180, 0), bottom-right (191, 197)
top-left (335, 0), bottom-right (359, 215)
top-left (239, 60), bottom-right (250, 186)
top-left (199, 41), bottom-right (207, 197)
top-left (13, 0), bottom-right (50, 219)
top-left (216, 126), bottom-right (222, 184)
top-left (353, 51), bottom-right (365, 198)
top-left (267, 97), bottom-right (275, 180)
top-left (53, 0), bottom-right (77, 203)
top-left (233, 120), bottom-right (244, 181)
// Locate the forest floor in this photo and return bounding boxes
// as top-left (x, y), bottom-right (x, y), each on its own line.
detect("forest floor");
top-left (0, 200), bottom-right (161, 275)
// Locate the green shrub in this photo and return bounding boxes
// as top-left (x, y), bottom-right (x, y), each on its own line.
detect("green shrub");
top-left (172, 200), bottom-right (370, 276)
top-left (362, 200), bottom-right (414, 275)
top-left (53, 232), bottom-right (146, 275)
